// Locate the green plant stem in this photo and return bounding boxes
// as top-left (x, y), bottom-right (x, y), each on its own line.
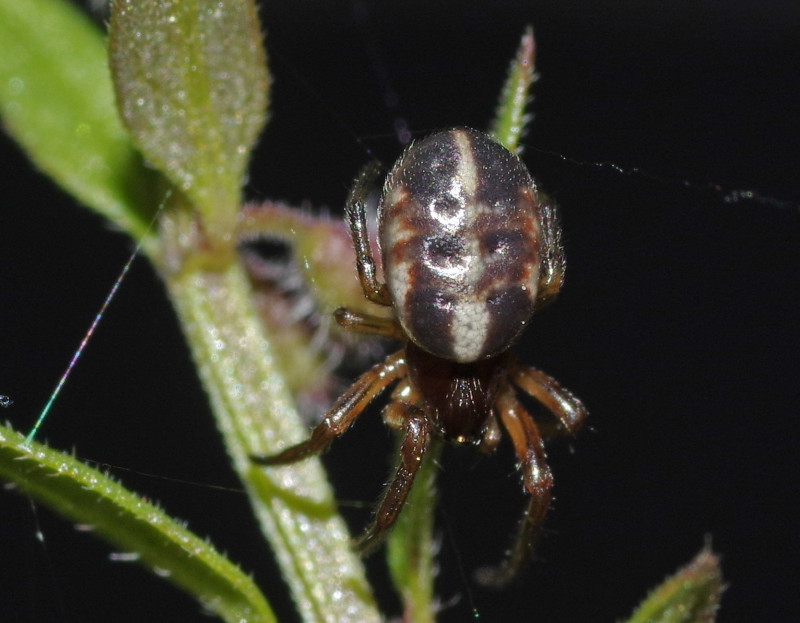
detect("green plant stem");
top-left (387, 440), bottom-right (442, 623)
top-left (159, 210), bottom-right (380, 623)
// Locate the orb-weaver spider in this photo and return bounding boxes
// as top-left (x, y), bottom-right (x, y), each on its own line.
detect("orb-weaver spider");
top-left (252, 127), bottom-right (586, 586)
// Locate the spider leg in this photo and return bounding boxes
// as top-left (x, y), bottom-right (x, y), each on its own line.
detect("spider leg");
top-left (509, 357), bottom-right (587, 436)
top-left (346, 162), bottom-right (392, 306)
top-left (250, 350), bottom-right (405, 465)
top-left (355, 401), bottom-right (433, 555)
top-left (334, 307), bottom-right (405, 339)
top-left (475, 385), bottom-right (551, 587)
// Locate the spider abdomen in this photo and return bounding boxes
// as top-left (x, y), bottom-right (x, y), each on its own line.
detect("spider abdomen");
top-left (379, 127), bottom-right (544, 363)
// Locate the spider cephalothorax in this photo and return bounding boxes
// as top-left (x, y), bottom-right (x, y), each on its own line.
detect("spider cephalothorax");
top-left (252, 127), bottom-right (586, 586)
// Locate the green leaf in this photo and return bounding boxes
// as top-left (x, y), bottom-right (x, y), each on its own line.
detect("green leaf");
top-left (490, 26), bottom-right (537, 154)
top-left (109, 0), bottom-right (269, 244)
top-left (0, 423), bottom-right (275, 623)
top-left (625, 544), bottom-right (724, 623)
top-left (0, 0), bottom-right (159, 246)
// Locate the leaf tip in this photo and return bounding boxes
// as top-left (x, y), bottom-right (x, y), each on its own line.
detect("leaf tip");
top-left (626, 539), bottom-right (725, 623)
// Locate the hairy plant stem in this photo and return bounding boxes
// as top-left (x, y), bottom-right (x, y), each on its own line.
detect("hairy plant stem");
top-left (159, 209), bottom-right (380, 623)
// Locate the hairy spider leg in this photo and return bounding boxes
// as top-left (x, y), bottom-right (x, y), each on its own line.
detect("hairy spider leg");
top-left (355, 400), bottom-right (433, 554)
top-left (345, 162), bottom-right (392, 306)
top-left (509, 359), bottom-right (588, 436)
top-left (333, 307), bottom-right (404, 340)
top-left (250, 350), bottom-right (406, 465)
top-left (475, 386), bottom-right (552, 587)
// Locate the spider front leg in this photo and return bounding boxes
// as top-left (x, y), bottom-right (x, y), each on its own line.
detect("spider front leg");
top-left (475, 385), bottom-right (552, 588)
top-left (251, 350), bottom-right (405, 465)
top-left (509, 357), bottom-right (588, 437)
top-left (345, 162), bottom-right (392, 306)
top-left (354, 400), bottom-right (433, 555)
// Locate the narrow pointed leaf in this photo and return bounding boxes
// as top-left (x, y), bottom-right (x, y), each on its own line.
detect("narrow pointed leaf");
top-left (109, 0), bottom-right (269, 243)
top-left (625, 545), bottom-right (724, 623)
top-left (0, 0), bottom-right (158, 244)
top-left (490, 26), bottom-right (537, 154)
top-left (0, 423), bottom-right (275, 623)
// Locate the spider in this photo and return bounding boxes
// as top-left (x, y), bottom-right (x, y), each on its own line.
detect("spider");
top-left (252, 126), bottom-right (587, 586)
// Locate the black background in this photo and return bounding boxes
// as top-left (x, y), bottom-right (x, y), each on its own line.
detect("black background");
top-left (1, 1), bottom-right (798, 621)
